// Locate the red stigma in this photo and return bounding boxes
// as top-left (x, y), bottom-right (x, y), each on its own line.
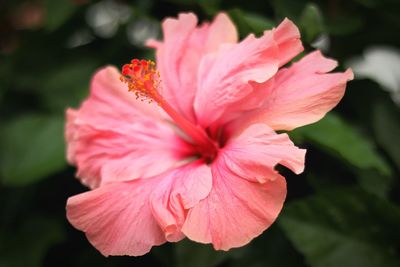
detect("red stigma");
top-left (120, 58), bottom-right (160, 102)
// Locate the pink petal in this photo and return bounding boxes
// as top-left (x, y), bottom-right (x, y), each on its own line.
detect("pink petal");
top-left (182, 155), bottom-right (287, 250)
top-left (67, 162), bottom-right (213, 255)
top-left (194, 18), bottom-right (303, 127)
top-left (148, 12), bottom-right (237, 121)
top-left (273, 18), bottom-right (305, 66)
top-left (221, 124), bottom-right (305, 183)
top-left (218, 78), bottom-right (276, 126)
top-left (76, 66), bottom-right (165, 128)
top-left (150, 162), bottom-right (212, 242)
top-left (65, 66), bottom-right (192, 188)
top-left (231, 51), bottom-right (354, 132)
top-left (204, 13), bottom-right (238, 52)
top-left (66, 178), bottom-right (166, 256)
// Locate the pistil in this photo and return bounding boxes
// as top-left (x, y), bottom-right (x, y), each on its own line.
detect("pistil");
top-left (120, 59), bottom-right (218, 156)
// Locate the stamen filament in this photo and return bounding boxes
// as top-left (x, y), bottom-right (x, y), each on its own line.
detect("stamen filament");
top-left (153, 92), bottom-right (217, 153)
top-left (120, 59), bottom-right (218, 155)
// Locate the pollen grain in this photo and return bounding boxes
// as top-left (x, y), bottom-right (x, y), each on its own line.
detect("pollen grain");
top-left (120, 59), bottom-right (161, 103)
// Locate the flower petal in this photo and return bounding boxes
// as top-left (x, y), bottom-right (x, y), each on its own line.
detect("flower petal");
top-left (182, 156), bottom-right (287, 250)
top-left (231, 51), bottom-right (354, 132)
top-left (148, 12), bottom-right (237, 121)
top-left (222, 124), bottom-right (305, 183)
top-left (67, 162), bottom-right (213, 255)
top-left (150, 161), bottom-right (212, 242)
top-left (66, 66), bottom-right (192, 188)
top-left (273, 18), bottom-right (305, 66)
top-left (66, 178), bottom-right (166, 256)
top-left (194, 18), bottom-right (303, 127)
top-left (73, 66), bottom-right (165, 128)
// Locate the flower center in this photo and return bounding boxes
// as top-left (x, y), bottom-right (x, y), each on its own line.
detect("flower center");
top-left (120, 58), bottom-right (218, 162)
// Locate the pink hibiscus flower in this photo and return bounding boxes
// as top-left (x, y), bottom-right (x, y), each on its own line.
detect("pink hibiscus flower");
top-left (65, 13), bottom-right (353, 256)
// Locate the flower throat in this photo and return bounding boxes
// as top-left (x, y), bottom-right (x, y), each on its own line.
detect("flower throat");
top-left (120, 58), bottom-right (218, 162)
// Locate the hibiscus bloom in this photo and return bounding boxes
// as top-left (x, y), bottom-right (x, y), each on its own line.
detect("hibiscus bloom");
top-left (65, 13), bottom-right (353, 256)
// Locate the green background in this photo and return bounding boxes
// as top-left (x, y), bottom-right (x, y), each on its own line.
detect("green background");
top-left (1, 0), bottom-right (399, 266)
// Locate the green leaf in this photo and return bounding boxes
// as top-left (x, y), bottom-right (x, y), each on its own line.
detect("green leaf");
top-left (0, 217), bottom-right (65, 267)
top-left (373, 101), bottom-right (400, 171)
top-left (228, 9), bottom-right (275, 37)
top-left (325, 15), bottom-right (364, 36)
top-left (0, 114), bottom-right (66, 186)
top-left (355, 169), bottom-right (394, 198)
top-left (299, 3), bottom-right (324, 42)
top-left (175, 239), bottom-right (231, 267)
top-left (39, 60), bottom-right (97, 112)
top-left (152, 243), bottom-right (176, 267)
top-left (44, 0), bottom-right (77, 31)
top-left (353, 0), bottom-right (380, 8)
top-left (198, 0), bottom-right (222, 15)
top-left (291, 113), bottom-right (392, 177)
top-left (164, 0), bottom-right (221, 14)
top-left (231, 225), bottom-right (306, 267)
top-left (279, 188), bottom-right (400, 267)
top-left (271, 0), bottom-right (306, 20)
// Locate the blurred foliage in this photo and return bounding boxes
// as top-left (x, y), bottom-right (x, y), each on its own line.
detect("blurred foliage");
top-left (175, 240), bottom-right (231, 267)
top-left (0, 114), bottom-right (65, 186)
top-left (0, 0), bottom-right (399, 267)
top-left (0, 217), bottom-right (65, 267)
top-left (291, 113), bottom-right (391, 176)
top-left (279, 188), bottom-right (400, 267)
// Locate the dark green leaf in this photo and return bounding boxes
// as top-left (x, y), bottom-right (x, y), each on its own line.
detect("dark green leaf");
top-left (373, 101), bottom-right (400, 171)
top-left (353, 0), bottom-right (380, 8)
top-left (228, 9), bottom-right (274, 37)
top-left (325, 15), bottom-right (364, 36)
top-left (44, 0), bottom-right (77, 31)
top-left (271, 0), bottom-right (306, 20)
top-left (291, 113), bottom-right (392, 176)
top-left (231, 225), bottom-right (306, 267)
top-left (39, 60), bottom-right (97, 112)
top-left (299, 3), bottom-right (324, 42)
top-left (0, 217), bottom-right (65, 267)
top-left (175, 239), bottom-right (231, 267)
top-left (152, 243), bottom-right (176, 267)
top-left (0, 114), bottom-right (66, 186)
top-left (280, 188), bottom-right (400, 267)
top-left (355, 169), bottom-right (394, 198)
top-left (198, 0), bottom-right (222, 15)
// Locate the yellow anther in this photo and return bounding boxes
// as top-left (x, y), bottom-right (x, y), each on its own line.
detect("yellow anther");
top-left (120, 59), bottom-right (161, 103)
